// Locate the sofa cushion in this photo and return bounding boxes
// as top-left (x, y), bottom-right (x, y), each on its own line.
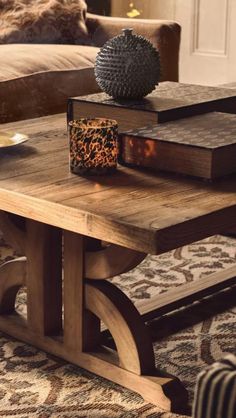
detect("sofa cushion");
top-left (0, 44), bottom-right (101, 123)
top-left (0, 0), bottom-right (89, 45)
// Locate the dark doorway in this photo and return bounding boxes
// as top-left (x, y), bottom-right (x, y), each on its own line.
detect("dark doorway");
top-left (86, 0), bottom-right (111, 16)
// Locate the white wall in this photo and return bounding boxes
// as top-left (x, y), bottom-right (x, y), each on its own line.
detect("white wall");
top-left (111, 0), bottom-right (175, 19)
top-left (175, 0), bottom-right (236, 85)
top-left (111, 0), bottom-right (153, 18)
top-left (111, 0), bottom-right (235, 85)
top-left (146, 0), bottom-right (175, 19)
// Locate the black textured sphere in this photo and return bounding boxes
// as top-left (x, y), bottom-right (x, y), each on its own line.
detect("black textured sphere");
top-left (94, 28), bottom-right (161, 99)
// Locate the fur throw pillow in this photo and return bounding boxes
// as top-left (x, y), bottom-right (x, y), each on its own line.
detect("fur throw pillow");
top-left (0, 0), bottom-right (90, 44)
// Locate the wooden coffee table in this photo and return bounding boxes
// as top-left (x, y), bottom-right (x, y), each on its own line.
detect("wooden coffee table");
top-left (0, 114), bottom-right (236, 413)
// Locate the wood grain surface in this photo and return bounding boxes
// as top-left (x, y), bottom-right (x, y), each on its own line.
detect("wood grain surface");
top-left (26, 220), bottom-right (62, 336)
top-left (0, 114), bottom-right (236, 254)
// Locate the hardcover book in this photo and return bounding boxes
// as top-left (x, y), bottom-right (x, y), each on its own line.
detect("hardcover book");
top-left (119, 112), bottom-right (236, 180)
top-left (68, 82), bottom-right (236, 131)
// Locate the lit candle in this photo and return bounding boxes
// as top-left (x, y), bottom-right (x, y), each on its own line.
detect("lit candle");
top-left (69, 118), bottom-right (118, 175)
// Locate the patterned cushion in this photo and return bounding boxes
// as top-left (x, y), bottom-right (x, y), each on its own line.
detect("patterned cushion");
top-left (193, 354), bottom-right (236, 418)
top-left (0, 0), bottom-right (90, 44)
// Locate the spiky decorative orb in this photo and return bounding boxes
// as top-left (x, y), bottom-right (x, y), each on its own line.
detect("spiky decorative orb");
top-left (94, 28), bottom-right (160, 100)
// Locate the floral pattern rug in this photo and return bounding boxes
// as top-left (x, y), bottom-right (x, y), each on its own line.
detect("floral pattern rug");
top-left (0, 234), bottom-right (235, 417)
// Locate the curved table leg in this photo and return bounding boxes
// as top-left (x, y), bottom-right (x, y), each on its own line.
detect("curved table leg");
top-left (0, 224), bottom-right (188, 413)
top-left (0, 211), bottom-right (26, 254)
top-left (85, 243), bottom-right (146, 279)
top-left (85, 279), bottom-right (154, 374)
top-left (0, 257), bottom-right (27, 314)
top-left (84, 278), bottom-right (188, 411)
top-left (0, 210), bottom-right (27, 314)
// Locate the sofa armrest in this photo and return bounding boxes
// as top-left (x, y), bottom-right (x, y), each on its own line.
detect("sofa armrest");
top-left (86, 13), bottom-right (181, 82)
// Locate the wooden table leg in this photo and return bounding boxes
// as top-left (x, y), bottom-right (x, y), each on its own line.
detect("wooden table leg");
top-left (0, 218), bottom-right (188, 413)
top-left (26, 220), bottom-right (62, 336)
top-left (65, 235), bottom-right (188, 413)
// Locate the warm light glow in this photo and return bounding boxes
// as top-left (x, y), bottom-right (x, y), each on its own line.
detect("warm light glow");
top-left (127, 2), bottom-right (142, 18)
top-left (94, 182), bottom-right (103, 191)
top-left (128, 139), bottom-right (135, 148)
top-left (69, 118), bottom-right (118, 175)
top-left (144, 140), bottom-right (157, 158)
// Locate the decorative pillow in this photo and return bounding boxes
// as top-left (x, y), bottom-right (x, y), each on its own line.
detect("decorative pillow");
top-left (0, 0), bottom-right (90, 44)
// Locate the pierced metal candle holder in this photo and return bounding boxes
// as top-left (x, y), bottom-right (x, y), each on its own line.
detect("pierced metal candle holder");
top-left (69, 118), bottom-right (118, 175)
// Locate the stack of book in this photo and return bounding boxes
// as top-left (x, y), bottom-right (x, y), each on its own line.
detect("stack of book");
top-left (68, 82), bottom-right (236, 179)
top-left (68, 81), bottom-right (236, 130)
top-left (118, 112), bottom-right (236, 180)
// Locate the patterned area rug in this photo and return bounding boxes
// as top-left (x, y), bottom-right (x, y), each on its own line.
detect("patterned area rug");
top-left (0, 235), bottom-right (235, 417)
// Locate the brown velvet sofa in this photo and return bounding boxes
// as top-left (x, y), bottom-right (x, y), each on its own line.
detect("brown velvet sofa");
top-left (0, 12), bottom-right (181, 124)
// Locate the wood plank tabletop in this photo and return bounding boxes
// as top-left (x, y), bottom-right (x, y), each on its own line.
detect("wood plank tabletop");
top-left (0, 114), bottom-right (236, 254)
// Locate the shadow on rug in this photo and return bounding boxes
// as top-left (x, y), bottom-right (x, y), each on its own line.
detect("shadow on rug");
top-left (0, 235), bottom-right (235, 417)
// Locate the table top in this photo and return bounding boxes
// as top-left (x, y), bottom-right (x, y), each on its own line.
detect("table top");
top-left (0, 114), bottom-right (236, 254)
